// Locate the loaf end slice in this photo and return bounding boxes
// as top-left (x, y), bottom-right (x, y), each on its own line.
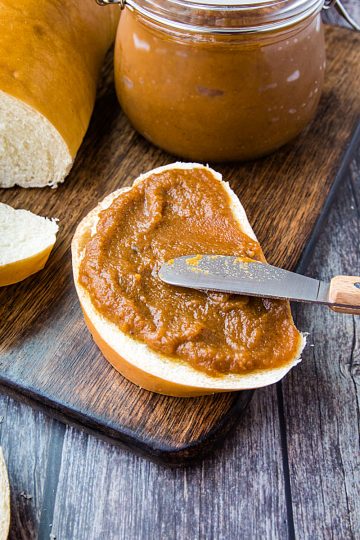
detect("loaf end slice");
top-left (0, 91), bottom-right (72, 188)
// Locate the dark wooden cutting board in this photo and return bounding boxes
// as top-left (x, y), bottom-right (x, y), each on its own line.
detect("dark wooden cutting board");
top-left (0, 25), bottom-right (359, 465)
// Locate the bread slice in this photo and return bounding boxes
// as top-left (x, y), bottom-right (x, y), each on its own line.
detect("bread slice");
top-left (0, 447), bottom-right (10, 540)
top-left (72, 163), bottom-right (305, 397)
top-left (0, 0), bottom-right (119, 188)
top-left (0, 203), bottom-right (58, 286)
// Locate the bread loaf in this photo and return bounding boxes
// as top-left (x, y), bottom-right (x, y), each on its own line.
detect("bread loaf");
top-left (0, 0), bottom-right (119, 188)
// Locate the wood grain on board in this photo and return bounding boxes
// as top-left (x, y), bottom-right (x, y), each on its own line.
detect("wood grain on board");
top-left (0, 25), bottom-right (359, 463)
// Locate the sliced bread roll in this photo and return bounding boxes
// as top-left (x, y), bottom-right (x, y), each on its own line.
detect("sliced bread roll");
top-left (0, 0), bottom-right (119, 188)
top-left (72, 163), bottom-right (305, 397)
top-left (0, 448), bottom-right (10, 540)
top-left (0, 203), bottom-right (58, 286)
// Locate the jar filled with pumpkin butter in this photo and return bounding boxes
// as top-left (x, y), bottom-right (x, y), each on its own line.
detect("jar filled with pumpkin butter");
top-left (111, 0), bottom-right (328, 161)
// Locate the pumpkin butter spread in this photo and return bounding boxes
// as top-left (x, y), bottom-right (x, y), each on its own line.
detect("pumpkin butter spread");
top-left (79, 168), bottom-right (301, 376)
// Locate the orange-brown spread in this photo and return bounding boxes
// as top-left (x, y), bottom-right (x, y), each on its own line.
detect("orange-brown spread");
top-left (114, 10), bottom-right (325, 161)
top-left (79, 168), bottom-right (301, 376)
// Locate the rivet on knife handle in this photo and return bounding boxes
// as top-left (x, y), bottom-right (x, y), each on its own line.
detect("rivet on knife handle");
top-left (328, 276), bottom-right (360, 314)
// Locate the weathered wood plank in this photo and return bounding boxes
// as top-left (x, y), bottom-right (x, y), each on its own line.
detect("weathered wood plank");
top-left (50, 384), bottom-right (288, 540)
top-left (0, 394), bottom-right (63, 540)
top-left (282, 153), bottom-right (360, 539)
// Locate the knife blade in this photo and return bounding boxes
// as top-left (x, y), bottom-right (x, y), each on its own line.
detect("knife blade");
top-left (159, 255), bottom-right (331, 305)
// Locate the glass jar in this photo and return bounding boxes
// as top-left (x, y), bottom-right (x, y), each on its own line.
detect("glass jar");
top-left (113, 0), bottom-right (326, 162)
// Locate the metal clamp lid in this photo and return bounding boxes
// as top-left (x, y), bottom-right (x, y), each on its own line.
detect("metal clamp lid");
top-left (97, 0), bottom-right (360, 32)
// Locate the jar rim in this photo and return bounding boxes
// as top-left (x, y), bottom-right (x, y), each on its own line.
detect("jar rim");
top-left (125, 0), bottom-right (324, 33)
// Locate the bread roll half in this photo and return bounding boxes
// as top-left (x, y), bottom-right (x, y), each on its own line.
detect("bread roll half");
top-left (0, 0), bottom-right (119, 188)
top-left (72, 163), bottom-right (305, 397)
top-left (0, 203), bottom-right (58, 286)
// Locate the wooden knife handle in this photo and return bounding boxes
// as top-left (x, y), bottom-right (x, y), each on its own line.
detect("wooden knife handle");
top-left (329, 276), bottom-right (360, 314)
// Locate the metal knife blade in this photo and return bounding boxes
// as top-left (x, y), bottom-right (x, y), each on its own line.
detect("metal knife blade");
top-left (159, 255), bottom-right (331, 306)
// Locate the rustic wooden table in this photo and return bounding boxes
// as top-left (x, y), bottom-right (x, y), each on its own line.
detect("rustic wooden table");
top-left (1, 5), bottom-right (359, 539)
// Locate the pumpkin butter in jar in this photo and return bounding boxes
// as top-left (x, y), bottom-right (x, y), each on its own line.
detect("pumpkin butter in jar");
top-left (114, 0), bottom-right (326, 162)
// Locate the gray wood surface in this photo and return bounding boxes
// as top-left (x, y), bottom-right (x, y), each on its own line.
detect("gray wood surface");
top-left (1, 3), bottom-right (359, 538)
top-left (285, 156), bottom-right (360, 539)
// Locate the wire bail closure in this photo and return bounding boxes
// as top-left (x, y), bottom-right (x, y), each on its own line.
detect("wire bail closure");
top-left (323, 0), bottom-right (360, 31)
top-left (96, 0), bottom-right (359, 32)
top-left (96, 0), bottom-right (126, 8)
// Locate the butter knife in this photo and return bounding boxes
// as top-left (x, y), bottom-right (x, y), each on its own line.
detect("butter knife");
top-left (159, 255), bottom-right (360, 314)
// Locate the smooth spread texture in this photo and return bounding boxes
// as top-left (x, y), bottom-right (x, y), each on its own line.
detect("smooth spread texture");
top-left (115, 10), bottom-right (325, 161)
top-left (79, 168), bottom-right (301, 376)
